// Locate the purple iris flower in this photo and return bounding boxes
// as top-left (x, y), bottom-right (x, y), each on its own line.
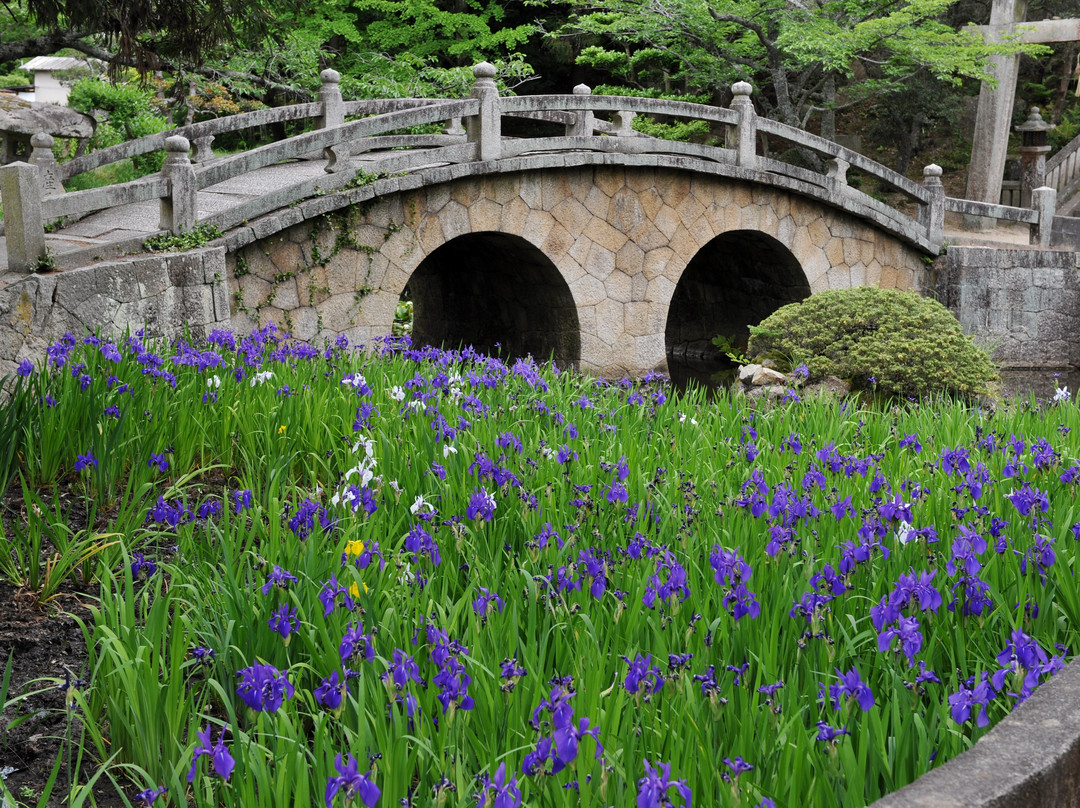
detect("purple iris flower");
top-left (723, 756), bottom-right (754, 779)
top-left (386, 649), bottom-right (424, 690)
top-left (186, 725), bottom-right (234, 783)
top-left (133, 786), bottom-right (167, 805)
top-left (339, 621), bottom-right (375, 663)
top-left (324, 754), bottom-right (380, 808)
top-left (899, 433), bottom-right (922, 452)
top-left (16, 358), bottom-right (33, 377)
top-left (877, 614), bottom-right (924, 664)
top-left (477, 762), bottom-right (521, 808)
top-left (433, 656), bottom-right (474, 713)
top-left (466, 489), bottom-right (497, 522)
top-left (130, 553), bottom-right (157, 581)
top-left (261, 565), bottom-right (298, 595)
top-left (827, 667), bottom-right (875, 712)
top-left (1006, 484), bottom-right (1050, 517)
top-left (236, 663), bottom-right (294, 712)
top-left (992, 629), bottom-right (1049, 703)
top-left (622, 653), bottom-right (664, 698)
top-left (314, 671), bottom-right (349, 710)
top-left (147, 453), bottom-right (169, 472)
top-left (473, 587), bottom-right (505, 619)
top-left (74, 452), bottom-right (97, 472)
top-left (948, 673), bottom-right (995, 727)
top-left (267, 604), bottom-right (299, 640)
top-left (637, 760), bottom-right (691, 808)
top-left (816, 721), bottom-right (850, 743)
top-left (231, 489), bottom-right (253, 513)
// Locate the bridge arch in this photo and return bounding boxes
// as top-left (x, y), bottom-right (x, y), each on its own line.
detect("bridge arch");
top-left (405, 232), bottom-right (580, 364)
top-left (665, 230), bottom-right (810, 363)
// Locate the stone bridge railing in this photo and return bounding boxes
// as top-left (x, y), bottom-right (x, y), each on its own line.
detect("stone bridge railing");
top-left (0, 64), bottom-right (1060, 272)
top-left (1046, 130), bottom-right (1080, 213)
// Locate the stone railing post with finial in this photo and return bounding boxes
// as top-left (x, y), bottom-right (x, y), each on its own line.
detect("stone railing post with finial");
top-left (0, 161), bottom-right (46, 272)
top-left (919, 164), bottom-right (945, 249)
top-left (29, 133), bottom-right (64, 197)
top-left (727, 82), bottom-right (757, 169)
top-left (568, 84), bottom-right (594, 137)
top-left (159, 135), bottom-right (197, 234)
top-left (468, 62), bottom-right (501, 162)
top-left (1031, 185), bottom-right (1057, 248)
top-left (317, 69), bottom-right (350, 173)
top-left (318, 69), bottom-right (344, 130)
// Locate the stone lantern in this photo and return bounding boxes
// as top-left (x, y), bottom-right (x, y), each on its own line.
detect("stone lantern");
top-left (1015, 106), bottom-right (1053, 208)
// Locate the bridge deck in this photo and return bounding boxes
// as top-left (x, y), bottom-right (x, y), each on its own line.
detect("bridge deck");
top-left (0, 157), bottom-right (339, 277)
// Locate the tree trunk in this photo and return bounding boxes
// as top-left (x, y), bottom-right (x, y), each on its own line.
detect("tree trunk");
top-left (820, 74), bottom-right (836, 141)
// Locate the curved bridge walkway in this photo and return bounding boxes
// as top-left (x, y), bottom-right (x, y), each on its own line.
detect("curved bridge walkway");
top-left (0, 64), bottom-right (1063, 375)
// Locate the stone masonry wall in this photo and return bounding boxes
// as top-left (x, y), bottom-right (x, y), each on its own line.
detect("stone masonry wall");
top-left (230, 166), bottom-right (930, 377)
top-left (934, 246), bottom-right (1080, 368)
top-left (0, 247), bottom-right (230, 377)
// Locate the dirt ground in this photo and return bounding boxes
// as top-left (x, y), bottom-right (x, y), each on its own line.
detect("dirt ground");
top-left (0, 574), bottom-right (128, 807)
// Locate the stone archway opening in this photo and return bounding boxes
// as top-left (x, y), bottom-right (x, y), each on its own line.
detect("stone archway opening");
top-left (404, 232), bottom-right (581, 366)
top-left (665, 230), bottom-right (810, 380)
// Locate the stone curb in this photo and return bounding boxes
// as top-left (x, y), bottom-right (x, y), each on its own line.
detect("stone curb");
top-left (868, 654), bottom-right (1080, 807)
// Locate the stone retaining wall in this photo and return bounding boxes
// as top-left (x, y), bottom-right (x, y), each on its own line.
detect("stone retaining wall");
top-left (934, 246), bottom-right (1080, 369)
top-left (869, 654), bottom-right (1080, 808)
top-left (0, 247), bottom-right (229, 377)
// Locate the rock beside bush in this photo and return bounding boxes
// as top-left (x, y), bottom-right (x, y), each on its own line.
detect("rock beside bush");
top-left (746, 287), bottom-right (998, 400)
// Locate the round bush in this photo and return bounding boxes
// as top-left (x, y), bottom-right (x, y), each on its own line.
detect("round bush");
top-left (746, 287), bottom-right (999, 399)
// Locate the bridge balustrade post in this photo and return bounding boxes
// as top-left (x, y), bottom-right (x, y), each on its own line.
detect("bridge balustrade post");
top-left (159, 135), bottom-right (197, 234)
top-left (318, 69), bottom-right (351, 173)
top-left (191, 136), bottom-right (216, 163)
top-left (919, 164), bottom-right (945, 249)
top-left (1031, 185), bottom-right (1057, 248)
top-left (468, 62), bottom-right (501, 162)
top-left (611, 110), bottom-right (636, 137)
top-left (0, 162), bottom-right (46, 273)
top-left (728, 82), bottom-right (757, 169)
top-left (568, 84), bottom-right (594, 137)
top-left (28, 133), bottom-right (64, 197)
top-left (318, 69), bottom-right (344, 129)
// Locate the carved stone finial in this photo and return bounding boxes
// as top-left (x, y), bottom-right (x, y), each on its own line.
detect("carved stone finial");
top-left (165, 135), bottom-right (191, 155)
top-left (573, 83), bottom-right (591, 95)
top-left (923, 163), bottom-right (943, 179)
top-left (731, 81), bottom-right (753, 97)
top-left (320, 69), bottom-right (341, 85)
top-left (473, 62), bottom-right (496, 80)
top-left (30, 133), bottom-right (54, 150)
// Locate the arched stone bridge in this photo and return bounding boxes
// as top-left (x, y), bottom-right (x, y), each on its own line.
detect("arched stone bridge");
top-left (0, 64), bottom-right (1060, 376)
top-left (232, 159), bottom-right (927, 376)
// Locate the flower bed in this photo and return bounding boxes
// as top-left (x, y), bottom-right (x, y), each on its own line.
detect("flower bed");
top-left (2, 326), bottom-right (1079, 808)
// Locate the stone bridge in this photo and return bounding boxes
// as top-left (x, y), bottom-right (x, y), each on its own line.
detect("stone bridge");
top-left (0, 65), bottom-right (1065, 376)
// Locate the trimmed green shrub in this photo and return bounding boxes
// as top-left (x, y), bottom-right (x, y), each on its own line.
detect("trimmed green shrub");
top-left (746, 286), bottom-right (999, 399)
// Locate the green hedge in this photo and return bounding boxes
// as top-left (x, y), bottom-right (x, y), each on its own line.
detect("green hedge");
top-left (746, 287), bottom-right (998, 400)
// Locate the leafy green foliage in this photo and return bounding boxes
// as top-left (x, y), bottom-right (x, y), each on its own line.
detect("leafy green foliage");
top-left (144, 224), bottom-right (223, 252)
top-left (69, 79), bottom-right (169, 173)
top-left (592, 84), bottom-right (712, 141)
top-left (565, 0), bottom-right (1048, 130)
top-left (0, 70), bottom-right (31, 87)
top-left (746, 287), bottom-right (999, 399)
